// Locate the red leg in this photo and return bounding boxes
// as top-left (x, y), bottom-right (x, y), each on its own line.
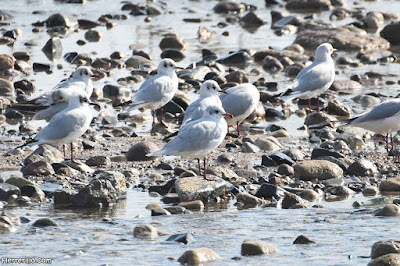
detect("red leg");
top-left (236, 121), bottom-right (240, 136)
top-left (160, 107), bottom-right (168, 128)
top-left (317, 96), bottom-right (320, 112)
top-left (63, 144), bottom-right (66, 159)
top-left (151, 109), bottom-right (156, 126)
top-left (70, 142), bottom-right (74, 162)
top-left (391, 133), bottom-right (394, 151)
top-left (386, 133), bottom-right (389, 153)
top-left (308, 98), bottom-right (312, 112)
top-left (197, 158), bottom-right (201, 176)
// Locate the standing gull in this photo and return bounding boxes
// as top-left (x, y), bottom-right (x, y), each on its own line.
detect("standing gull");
top-left (282, 43), bottom-right (336, 111)
top-left (220, 83), bottom-right (260, 136)
top-left (344, 98), bottom-right (400, 152)
top-left (181, 80), bottom-right (224, 127)
top-left (32, 66), bottom-right (96, 121)
top-left (147, 105), bottom-right (232, 179)
top-left (21, 93), bottom-right (98, 162)
top-left (127, 58), bottom-right (179, 127)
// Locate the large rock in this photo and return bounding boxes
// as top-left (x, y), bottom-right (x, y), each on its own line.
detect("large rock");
top-left (346, 159), bottom-right (378, 177)
top-left (295, 22), bottom-right (390, 52)
top-left (42, 37), bottom-right (62, 60)
top-left (286, 0), bottom-right (331, 12)
top-left (125, 55), bottom-right (155, 70)
top-left (255, 183), bottom-right (287, 200)
top-left (282, 192), bottom-right (309, 209)
top-left (206, 166), bottom-right (238, 180)
top-left (236, 192), bottom-right (266, 207)
top-left (126, 141), bottom-right (159, 161)
top-left (380, 21), bottom-right (400, 45)
top-left (0, 183), bottom-right (20, 201)
top-left (380, 178), bottom-right (400, 193)
top-left (24, 144), bottom-right (63, 166)
top-left (133, 224), bottom-right (158, 239)
top-left (371, 241), bottom-right (400, 259)
top-left (294, 160), bottom-right (343, 181)
top-left (0, 54), bottom-right (15, 72)
top-left (335, 132), bottom-right (365, 151)
top-left (159, 35), bottom-right (189, 51)
top-left (22, 161), bottom-right (55, 177)
top-left (369, 254), bottom-right (400, 266)
top-left (241, 239), bottom-right (278, 256)
top-left (375, 204), bottom-right (400, 217)
top-left (175, 176), bottom-right (230, 202)
top-left (71, 171), bottom-right (127, 208)
top-left (103, 84), bottom-right (132, 106)
top-left (178, 248), bottom-right (221, 264)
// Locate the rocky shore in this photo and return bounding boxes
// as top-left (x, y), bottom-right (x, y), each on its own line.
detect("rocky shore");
top-left (1, 0), bottom-right (400, 264)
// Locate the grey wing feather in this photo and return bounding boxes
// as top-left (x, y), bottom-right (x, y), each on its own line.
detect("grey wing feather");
top-left (291, 61), bottom-right (334, 93)
top-left (350, 100), bottom-right (400, 124)
top-left (131, 76), bottom-right (172, 106)
top-left (220, 91), bottom-right (250, 117)
top-left (34, 112), bottom-right (80, 142)
top-left (33, 102), bottom-right (69, 121)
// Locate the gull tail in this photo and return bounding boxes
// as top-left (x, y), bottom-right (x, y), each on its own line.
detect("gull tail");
top-left (125, 100), bottom-right (149, 112)
top-left (281, 89), bottom-right (304, 101)
top-left (16, 138), bottom-right (38, 149)
top-left (162, 131), bottom-right (178, 142)
top-left (146, 149), bottom-right (166, 157)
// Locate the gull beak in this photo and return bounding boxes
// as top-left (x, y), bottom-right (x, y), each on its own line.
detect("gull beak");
top-left (89, 100), bottom-right (101, 111)
top-left (91, 73), bottom-right (102, 79)
top-left (175, 66), bottom-right (184, 70)
top-left (223, 113), bottom-right (233, 119)
top-left (219, 89), bottom-right (228, 94)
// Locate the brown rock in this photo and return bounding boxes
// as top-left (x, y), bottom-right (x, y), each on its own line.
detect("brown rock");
top-left (126, 141), bottom-right (159, 161)
top-left (178, 248), bottom-right (221, 264)
top-left (0, 54), bottom-right (15, 72)
top-left (371, 241), bottom-right (400, 259)
top-left (375, 204), bottom-right (400, 217)
top-left (241, 239), bottom-right (278, 256)
top-left (282, 192), bottom-right (309, 209)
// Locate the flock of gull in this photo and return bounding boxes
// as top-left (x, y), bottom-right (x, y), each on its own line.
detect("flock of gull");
top-left (18, 42), bottom-right (400, 179)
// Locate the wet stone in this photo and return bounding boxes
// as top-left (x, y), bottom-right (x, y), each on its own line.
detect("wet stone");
top-left (85, 156), bottom-right (111, 167)
top-left (380, 21), bottom-right (400, 45)
top-left (103, 84), bottom-right (132, 106)
top-left (42, 37), bottom-right (62, 60)
top-left (22, 161), bottom-right (55, 177)
top-left (0, 54), bottom-right (15, 72)
top-left (346, 159), bottom-right (378, 177)
top-left (294, 160), bottom-right (343, 181)
top-left (178, 248), bottom-right (221, 265)
top-left (179, 200), bottom-right (204, 211)
top-left (0, 183), bottom-right (20, 201)
top-left (32, 218), bottom-right (58, 227)
top-left (126, 141), bottom-right (159, 161)
top-left (255, 183), bottom-right (286, 200)
top-left (164, 206), bottom-right (187, 214)
top-left (371, 241), bottom-right (400, 259)
top-left (311, 148), bottom-right (344, 160)
top-left (380, 178), bottom-right (400, 193)
top-left (293, 235), bottom-right (315, 244)
top-left (166, 233), bottom-right (195, 244)
top-left (277, 164), bottom-right (294, 176)
top-left (213, 1), bottom-right (245, 14)
top-left (335, 132), bottom-right (365, 151)
top-left (151, 208), bottom-right (171, 216)
top-left (54, 189), bottom-right (76, 205)
top-left (216, 50), bottom-right (253, 67)
top-left (236, 192), bottom-right (266, 207)
top-left (241, 239), bottom-right (278, 256)
top-left (282, 192), bottom-right (309, 209)
top-left (133, 224), bottom-right (158, 239)
top-left (160, 49), bottom-right (185, 62)
top-left (369, 254), bottom-right (400, 266)
top-left (84, 30), bottom-right (102, 42)
top-left (375, 204), bottom-right (400, 217)
top-left (299, 189), bottom-right (319, 202)
top-left (161, 193), bottom-right (180, 204)
top-left (159, 35), bottom-right (188, 51)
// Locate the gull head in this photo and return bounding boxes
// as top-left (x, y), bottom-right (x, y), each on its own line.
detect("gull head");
top-left (157, 58), bottom-right (178, 75)
top-left (315, 43), bottom-right (336, 60)
top-left (68, 92), bottom-right (98, 109)
top-left (204, 105), bottom-right (232, 119)
top-left (72, 66), bottom-right (94, 81)
top-left (199, 80), bottom-right (223, 97)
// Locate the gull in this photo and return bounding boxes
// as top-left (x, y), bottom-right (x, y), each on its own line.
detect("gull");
top-left (282, 43), bottom-right (336, 111)
top-left (127, 58), bottom-right (179, 127)
top-left (219, 83), bottom-right (260, 136)
top-left (147, 105), bottom-right (232, 179)
top-left (344, 98), bottom-right (400, 152)
top-left (32, 66), bottom-right (96, 121)
top-left (181, 80), bottom-right (224, 127)
top-left (20, 93), bottom-right (98, 162)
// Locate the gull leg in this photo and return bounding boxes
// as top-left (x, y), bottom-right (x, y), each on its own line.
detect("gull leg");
top-left (160, 107), bottom-right (169, 128)
top-left (308, 98), bottom-right (312, 112)
top-left (236, 121), bottom-right (240, 136)
top-left (203, 157), bottom-right (207, 180)
top-left (151, 109), bottom-right (156, 126)
top-left (63, 144), bottom-right (66, 159)
top-left (70, 142), bottom-right (75, 162)
top-left (391, 133), bottom-right (394, 151)
top-left (197, 158), bottom-right (201, 176)
top-left (386, 133), bottom-right (389, 153)
top-left (317, 96), bottom-right (320, 112)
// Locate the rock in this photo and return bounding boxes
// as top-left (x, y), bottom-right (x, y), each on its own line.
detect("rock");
top-left (84, 30), bottom-right (102, 42)
top-left (206, 166), bottom-right (238, 180)
top-left (335, 132), bottom-right (365, 151)
top-left (294, 160), bottom-right (343, 181)
top-left (241, 239), bottom-right (278, 256)
top-left (125, 55), bottom-right (155, 70)
top-left (213, 1), bottom-right (245, 14)
top-left (133, 224), bottom-right (158, 239)
top-left (78, 19), bottom-right (101, 29)
top-left (371, 241), bottom-right (400, 259)
top-left (175, 176), bottom-right (229, 202)
top-left (22, 161), bottom-right (55, 177)
top-left (282, 192), bottom-right (309, 209)
top-left (0, 222), bottom-right (14, 233)
top-left (311, 148), bottom-right (344, 160)
top-left (255, 183), bottom-right (287, 200)
top-left (166, 233), bottom-right (195, 244)
top-left (254, 49), bottom-right (308, 63)
top-left (85, 156), bottom-right (111, 167)
top-left (160, 49), bottom-right (185, 62)
top-left (225, 70), bottom-right (249, 83)
top-left (304, 112), bottom-right (333, 126)
top-left (240, 12), bottom-right (264, 27)
top-left (159, 35), bottom-right (188, 51)
top-left (0, 54), bottom-right (15, 72)
top-left (241, 142), bottom-right (260, 153)
top-left (178, 248), bottom-right (221, 264)
top-left (33, 63), bottom-right (51, 72)
top-left (216, 50), bottom-right (253, 67)
top-left (299, 189), bottom-right (320, 202)
top-left (330, 80), bottom-right (362, 94)
top-left (236, 192), bottom-right (266, 207)
top-left (375, 204), bottom-right (400, 217)
top-left (161, 193), bottom-right (181, 204)
top-left (46, 13), bottom-right (70, 28)
top-left (293, 235), bottom-right (315, 244)
top-left (255, 137), bottom-right (281, 152)
top-left (346, 159), bottom-right (378, 177)
top-left (32, 218), bottom-right (58, 227)
top-left (103, 84), bottom-right (132, 106)
top-left (362, 186), bottom-right (379, 197)
top-left (54, 189), bottom-right (76, 205)
top-left (277, 164), bottom-right (294, 176)
top-left (380, 178), bottom-right (400, 193)
top-left (326, 100), bottom-right (351, 117)
top-left (295, 22), bottom-right (390, 52)
top-left (126, 141), bottom-right (159, 161)
top-left (179, 200), bottom-right (204, 211)
top-left (380, 21), bottom-right (400, 45)
top-left (262, 152), bottom-right (294, 166)
top-left (286, 0), bottom-right (331, 12)
top-left (262, 55), bottom-right (284, 73)
top-left (369, 254), bottom-right (400, 266)
top-left (0, 183), bottom-right (20, 201)
top-left (42, 37), bottom-right (62, 60)
top-left (151, 208), bottom-right (171, 216)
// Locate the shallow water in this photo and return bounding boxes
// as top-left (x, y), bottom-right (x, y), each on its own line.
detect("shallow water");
top-left (2, 0), bottom-right (400, 264)
top-left (1, 190), bottom-right (397, 265)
